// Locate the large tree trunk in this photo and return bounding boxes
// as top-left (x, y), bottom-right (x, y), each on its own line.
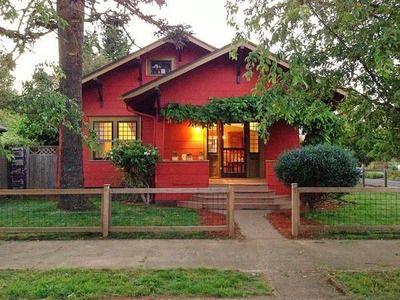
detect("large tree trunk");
top-left (57, 0), bottom-right (88, 210)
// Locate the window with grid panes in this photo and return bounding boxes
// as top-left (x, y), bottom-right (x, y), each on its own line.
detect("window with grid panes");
top-left (93, 121), bottom-right (113, 159)
top-left (92, 118), bottom-right (139, 160)
top-left (249, 122), bottom-right (259, 153)
top-left (117, 121), bottom-right (137, 140)
top-left (207, 124), bottom-right (218, 153)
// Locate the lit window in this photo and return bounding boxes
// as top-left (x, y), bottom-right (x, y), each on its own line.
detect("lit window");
top-left (93, 121), bottom-right (113, 160)
top-left (92, 118), bottom-right (139, 160)
top-left (118, 122), bottom-right (137, 140)
top-left (150, 60), bottom-right (172, 75)
top-left (249, 122), bottom-right (259, 153)
top-left (207, 124), bottom-right (218, 153)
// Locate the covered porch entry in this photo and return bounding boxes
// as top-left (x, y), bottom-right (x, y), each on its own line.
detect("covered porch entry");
top-left (207, 122), bottom-right (264, 178)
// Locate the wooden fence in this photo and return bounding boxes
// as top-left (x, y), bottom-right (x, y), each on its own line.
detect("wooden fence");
top-left (0, 186), bottom-right (235, 238)
top-left (0, 156), bottom-right (7, 188)
top-left (291, 183), bottom-right (400, 237)
top-left (27, 147), bottom-right (57, 188)
top-left (0, 146), bottom-right (57, 189)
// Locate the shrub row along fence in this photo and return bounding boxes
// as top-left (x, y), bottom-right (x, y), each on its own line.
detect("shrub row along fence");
top-left (0, 185), bottom-right (235, 238)
top-left (291, 183), bottom-right (400, 237)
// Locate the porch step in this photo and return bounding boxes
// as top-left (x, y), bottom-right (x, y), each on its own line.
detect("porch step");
top-left (177, 201), bottom-right (283, 210)
top-left (177, 183), bottom-right (290, 210)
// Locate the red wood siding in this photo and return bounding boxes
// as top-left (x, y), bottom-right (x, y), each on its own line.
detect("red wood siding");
top-left (264, 121), bottom-right (300, 195)
top-left (81, 43), bottom-right (207, 187)
top-left (155, 161), bottom-right (209, 188)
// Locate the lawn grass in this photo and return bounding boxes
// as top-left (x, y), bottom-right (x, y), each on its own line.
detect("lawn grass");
top-left (0, 197), bottom-right (200, 227)
top-left (0, 268), bottom-right (272, 299)
top-left (0, 197), bottom-right (207, 240)
top-left (304, 192), bottom-right (400, 226)
top-left (334, 270), bottom-right (400, 300)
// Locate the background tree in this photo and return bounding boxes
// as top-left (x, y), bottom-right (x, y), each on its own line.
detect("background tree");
top-left (0, 0), bottom-right (189, 210)
top-left (226, 0), bottom-right (400, 158)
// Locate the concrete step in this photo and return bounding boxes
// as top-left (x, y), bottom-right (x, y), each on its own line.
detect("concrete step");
top-left (191, 193), bottom-right (278, 200)
top-left (191, 195), bottom-right (289, 204)
top-left (177, 200), bottom-right (283, 210)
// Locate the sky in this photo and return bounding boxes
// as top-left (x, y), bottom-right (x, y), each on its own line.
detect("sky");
top-left (12, 0), bottom-right (237, 89)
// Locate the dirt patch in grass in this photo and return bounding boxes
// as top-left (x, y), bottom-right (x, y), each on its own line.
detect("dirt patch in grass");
top-left (266, 210), bottom-right (319, 238)
top-left (199, 209), bottom-right (243, 239)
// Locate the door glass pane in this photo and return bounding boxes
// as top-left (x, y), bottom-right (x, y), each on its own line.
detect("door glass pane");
top-left (223, 123), bottom-right (245, 176)
top-left (223, 123), bottom-right (244, 148)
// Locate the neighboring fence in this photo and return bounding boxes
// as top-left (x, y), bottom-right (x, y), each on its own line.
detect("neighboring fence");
top-left (0, 146), bottom-right (57, 189)
top-left (291, 183), bottom-right (400, 237)
top-left (0, 186), bottom-right (235, 238)
top-left (0, 156), bottom-right (7, 188)
top-left (27, 147), bottom-right (57, 189)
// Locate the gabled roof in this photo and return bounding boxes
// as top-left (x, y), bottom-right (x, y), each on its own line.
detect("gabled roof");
top-left (122, 42), bottom-right (290, 100)
top-left (82, 35), bottom-right (216, 84)
top-left (121, 41), bottom-right (346, 101)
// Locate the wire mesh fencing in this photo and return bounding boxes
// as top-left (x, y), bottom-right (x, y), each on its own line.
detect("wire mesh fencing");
top-left (291, 185), bottom-right (400, 237)
top-left (0, 189), bottom-right (103, 233)
top-left (0, 186), bottom-right (234, 238)
top-left (108, 187), bottom-right (232, 236)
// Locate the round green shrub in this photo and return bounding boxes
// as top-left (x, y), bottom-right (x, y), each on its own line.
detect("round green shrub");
top-left (275, 144), bottom-right (359, 210)
top-left (109, 140), bottom-right (160, 188)
top-left (275, 144), bottom-right (359, 187)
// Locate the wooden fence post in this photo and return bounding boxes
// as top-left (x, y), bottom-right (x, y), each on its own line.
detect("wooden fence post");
top-left (228, 185), bottom-right (235, 238)
top-left (291, 183), bottom-right (300, 238)
top-left (101, 184), bottom-right (111, 238)
top-left (384, 164), bottom-right (388, 187)
top-left (362, 164), bottom-right (365, 187)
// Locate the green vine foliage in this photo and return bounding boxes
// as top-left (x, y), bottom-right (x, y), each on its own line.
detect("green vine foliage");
top-left (162, 92), bottom-right (341, 144)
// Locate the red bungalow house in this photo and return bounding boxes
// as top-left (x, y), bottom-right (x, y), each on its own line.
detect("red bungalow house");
top-left (80, 35), bottom-right (300, 197)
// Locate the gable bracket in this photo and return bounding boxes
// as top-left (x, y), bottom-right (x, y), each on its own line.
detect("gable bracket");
top-left (236, 46), bottom-right (245, 84)
top-left (93, 77), bottom-right (104, 107)
top-left (137, 56), bottom-right (143, 85)
top-left (155, 86), bottom-right (161, 119)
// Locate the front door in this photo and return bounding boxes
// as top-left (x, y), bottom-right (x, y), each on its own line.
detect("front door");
top-left (222, 123), bottom-right (246, 177)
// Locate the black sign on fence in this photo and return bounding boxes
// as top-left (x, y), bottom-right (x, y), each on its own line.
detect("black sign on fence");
top-left (9, 147), bottom-right (27, 189)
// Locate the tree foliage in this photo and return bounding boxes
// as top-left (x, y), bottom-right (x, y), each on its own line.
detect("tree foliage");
top-left (226, 0), bottom-right (400, 159)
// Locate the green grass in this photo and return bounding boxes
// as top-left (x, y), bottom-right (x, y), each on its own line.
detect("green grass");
top-left (364, 171), bottom-right (384, 179)
top-left (319, 231), bottom-right (400, 240)
top-left (0, 197), bottom-right (200, 227)
top-left (334, 270), bottom-right (400, 300)
top-left (0, 268), bottom-right (272, 299)
top-left (0, 197), bottom-right (208, 240)
top-left (304, 192), bottom-right (400, 226)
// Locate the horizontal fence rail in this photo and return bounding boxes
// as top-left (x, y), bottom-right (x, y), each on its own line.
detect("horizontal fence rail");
top-left (291, 184), bottom-right (400, 237)
top-left (0, 185), bottom-right (235, 238)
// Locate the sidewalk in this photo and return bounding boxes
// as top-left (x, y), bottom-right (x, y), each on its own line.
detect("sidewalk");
top-left (1, 211), bottom-right (399, 299)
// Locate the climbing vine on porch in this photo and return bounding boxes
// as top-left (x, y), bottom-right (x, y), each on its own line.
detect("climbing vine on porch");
top-left (162, 91), bottom-right (342, 144)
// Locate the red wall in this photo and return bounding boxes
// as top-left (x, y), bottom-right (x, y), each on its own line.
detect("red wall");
top-left (80, 42), bottom-right (209, 187)
top-left (155, 161), bottom-right (209, 188)
top-left (79, 43), bottom-right (300, 193)
top-left (265, 121), bottom-right (300, 194)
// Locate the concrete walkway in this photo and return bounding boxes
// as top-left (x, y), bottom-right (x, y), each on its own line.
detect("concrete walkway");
top-left (1, 211), bottom-right (399, 299)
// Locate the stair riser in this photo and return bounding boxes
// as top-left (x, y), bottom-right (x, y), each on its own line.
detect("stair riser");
top-left (178, 201), bottom-right (285, 210)
top-left (190, 198), bottom-right (289, 205)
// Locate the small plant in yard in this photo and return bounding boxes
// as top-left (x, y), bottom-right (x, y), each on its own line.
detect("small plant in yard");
top-left (109, 140), bottom-right (160, 204)
top-left (275, 144), bottom-right (359, 210)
